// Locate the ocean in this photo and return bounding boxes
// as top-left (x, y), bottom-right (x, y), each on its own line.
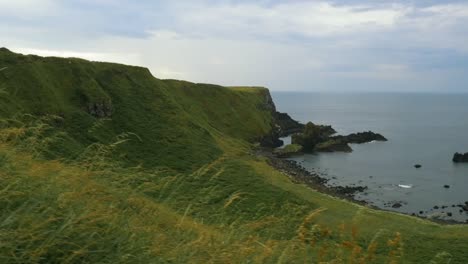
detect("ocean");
top-left (272, 92), bottom-right (468, 222)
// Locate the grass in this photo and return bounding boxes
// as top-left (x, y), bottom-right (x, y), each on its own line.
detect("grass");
top-left (1, 48), bottom-right (468, 263)
top-left (274, 144), bottom-right (303, 157)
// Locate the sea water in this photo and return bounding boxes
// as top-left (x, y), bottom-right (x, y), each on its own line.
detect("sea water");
top-left (272, 92), bottom-right (468, 222)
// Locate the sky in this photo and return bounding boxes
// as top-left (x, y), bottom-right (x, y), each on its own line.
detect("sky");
top-left (1, 0), bottom-right (468, 92)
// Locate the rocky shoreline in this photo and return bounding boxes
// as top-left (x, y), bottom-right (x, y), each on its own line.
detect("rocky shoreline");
top-left (258, 149), bottom-right (371, 206)
top-left (258, 92), bottom-right (467, 224)
top-left (259, 147), bottom-right (468, 224)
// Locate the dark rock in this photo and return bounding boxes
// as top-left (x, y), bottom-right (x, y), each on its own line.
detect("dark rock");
top-left (258, 89), bottom-right (304, 147)
top-left (419, 211), bottom-right (424, 214)
top-left (444, 185), bottom-right (450, 189)
top-left (414, 164), bottom-right (422, 169)
top-left (462, 203), bottom-right (468, 212)
top-left (315, 139), bottom-right (353, 152)
top-left (87, 100), bottom-right (113, 118)
top-left (260, 136), bottom-right (283, 148)
top-left (290, 120), bottom-right (387, 154)
top-left (291, 122), bottom-right (331, 151)
top-left (330, 185), bottom-right (367, 197)
top-left (274, 112), bottom-right (305, 137)
top-left (447, 212), bottom-right (453, 217)
top-left (332, 131), bottom-right (387, 144)
top-left (392, 202), bottom-right (403, 208)
top-left (316, 125), bottom-right (337, 138)
top-left (453, 152), bottom-right (468, 163)
top-left (434, 206), bottom-right (439, 209)
top-left (274, 144), bottom-right (303, 158)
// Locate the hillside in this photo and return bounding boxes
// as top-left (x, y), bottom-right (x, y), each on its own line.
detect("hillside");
top-left (1, 48), bottom-right (468, 263)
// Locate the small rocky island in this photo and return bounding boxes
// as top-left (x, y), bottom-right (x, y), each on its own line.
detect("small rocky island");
top-left (290, 122), bottom-right (387, 153)
top-left (453, 152), bottom-right (468, 163)
top-left (258, 92), bottom-right (387, 155)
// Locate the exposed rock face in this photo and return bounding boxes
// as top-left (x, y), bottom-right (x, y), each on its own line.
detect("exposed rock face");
top-left (291, 123), bottom-right (386, 153)
top-left (258, 89), bottom-right (304, 147)
top-left (291, 122), bottom-right (338, 151)
top-left (274, 112), bottom-right (304, 137)
top-left (260, 135), bottom-right (283, 148)
top-left (453, 152), bottom-right (468, 163)
top-left (259, 89), bottom-right (277, 113)
top-left (258, 88), bottom-right (386, 151)
top-left (87, 100), bottom-right (113, 118)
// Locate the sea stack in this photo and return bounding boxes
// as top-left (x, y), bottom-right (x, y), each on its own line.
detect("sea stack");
top-left (453, 152), bottom-right (468, 163)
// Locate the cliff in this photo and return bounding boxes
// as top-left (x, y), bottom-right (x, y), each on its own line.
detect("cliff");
top-left (1, 48), bottom-right (467, 263)
top-left (0, 48), bottom-right (281, 169)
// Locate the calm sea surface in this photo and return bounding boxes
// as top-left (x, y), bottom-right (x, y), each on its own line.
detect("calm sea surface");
top-left (272, 92), bottom-right (468, 222)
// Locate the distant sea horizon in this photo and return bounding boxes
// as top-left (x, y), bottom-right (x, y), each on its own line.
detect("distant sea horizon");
top-left (272, 91), bottom-right (468, 222)
top-left (272, 91), bottom-right (468, 95)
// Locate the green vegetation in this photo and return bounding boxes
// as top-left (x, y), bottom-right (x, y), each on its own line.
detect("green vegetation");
top-left (1, 48), bottom-right (468, 263)
top-left (274, 144), bottom-right (303, 157)
top-left (291, 122), bottom-right (328, 151)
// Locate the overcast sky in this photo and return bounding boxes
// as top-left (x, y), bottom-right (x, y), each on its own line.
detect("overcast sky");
top-left (1, 0), bottom-right (468, 92)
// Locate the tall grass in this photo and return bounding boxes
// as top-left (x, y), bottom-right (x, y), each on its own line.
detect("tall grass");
top-left (0, 116), bottom-right (465, 263)
top-left (1, 48), bottom-right (467, 262)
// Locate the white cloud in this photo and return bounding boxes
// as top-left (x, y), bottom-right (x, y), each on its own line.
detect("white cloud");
top-left (0, 0), bottom-right (59, 17)
top-left (12, 48), bottom-right (142, 66)
top-left (1, 1), bottom-right (468, 92)
top-left (173, 2), bottom-right (408, 37)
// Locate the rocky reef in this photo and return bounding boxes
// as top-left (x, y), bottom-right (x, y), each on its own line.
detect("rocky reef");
top-left (291, 122), bottom-right (386, 153)
top-left (331, 131), bottom-right (387, 144)
top-left (453, 152), bottom-right (468, 163)
top-left (314, 139), bottom-right (353, 152)
top-left (257, 89), bottom-right (386, 151)
top-left (291, 122), bottom-right (337, 151)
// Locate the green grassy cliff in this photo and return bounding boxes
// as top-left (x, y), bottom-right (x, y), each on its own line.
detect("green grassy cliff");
top-left (0, 48), bottom-right (276, 170)
top-left (1, 48), bottom-right (467, 263)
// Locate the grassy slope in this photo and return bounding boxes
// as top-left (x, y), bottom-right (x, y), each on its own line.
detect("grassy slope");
top-left (1, 48), bottom-right (468, 263)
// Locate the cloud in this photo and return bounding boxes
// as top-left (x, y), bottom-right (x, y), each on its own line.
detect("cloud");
top-left (169, 2), bottom-right (408, 38)
top-left (12, 48), bottom-right (141, 66)
top-left (1, 0), bottom-right (468, 92)
top-left (0, 0), bottom-right (59, 17)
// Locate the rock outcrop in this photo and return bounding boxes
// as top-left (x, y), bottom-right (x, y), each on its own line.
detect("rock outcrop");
top-left (453, 152), bottom-right (468, 163)
top-left (291, 122), bottom-right (334, 151)
top-left (331, 131), bottom-right (387, 144)
top-left (291, 123), bottom-right (386, 153)
top-left (258, 89), bottom-right (304, 147)
top-left (274, 112), bottom-right (304, 137)
top-left (87, 100), bottom-right (113, 118)
top-left (260, 135), bottom-right (284, 148)
top-left (315, 139), bottom-right (353, 152)
top-left (274, 144), bottom-right (303, 158)
top-left (257, 89), bottom-right (386, 151)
